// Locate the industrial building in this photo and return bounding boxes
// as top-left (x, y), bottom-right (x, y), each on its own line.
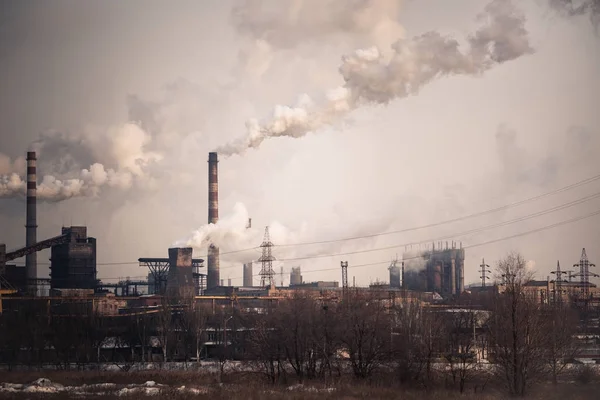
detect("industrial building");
top-left (2, 149), bottom-right (599, 322)
top-left (290, 266), bottom-right (302, 286)
top-left (50, 227), bottom-right (97, 289)
top-left (403, 243), bottom-right (465, 297)
top-left (388, 258), bottom-right (401, 289)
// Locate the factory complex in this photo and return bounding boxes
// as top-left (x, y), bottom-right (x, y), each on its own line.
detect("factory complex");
top-left (1, 150), bottom-right (599, 368)
top-left (1, 152), bottom-right (598, 314)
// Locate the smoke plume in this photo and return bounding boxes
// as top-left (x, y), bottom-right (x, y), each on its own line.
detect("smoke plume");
top-left (217, 0), bottom-right (533, 156)
top-left (0, 123), bottom-right (162, 202)
top-left (231, 0), bottom-right (405, 78)
top-left (174, 202), bottom-right (296, 263)
top-left (549, 0), bottom-right (600, 28)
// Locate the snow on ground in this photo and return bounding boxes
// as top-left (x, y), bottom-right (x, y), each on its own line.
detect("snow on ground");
top-left (0, 378), bottom-right (209, 397)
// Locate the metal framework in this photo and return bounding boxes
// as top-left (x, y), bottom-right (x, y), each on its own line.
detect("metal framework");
top-left (550, 260), bottom-right (570, 304)
top-left (139, 258), bottom-right (205, 295)
top-left (479, 258), bottom-right (491, 287)
top-left (5, 234), bottom-right (69, 262)
top-left (573, 248), bottom-right (598, 299)
top-left (258, 227), bottom-right (276, 287)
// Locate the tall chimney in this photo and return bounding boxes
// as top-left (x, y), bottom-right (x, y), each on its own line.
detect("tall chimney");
top-left (207, 152), bottom-right (220, 289)
top-left (26, 151), bottom-right (37, 292)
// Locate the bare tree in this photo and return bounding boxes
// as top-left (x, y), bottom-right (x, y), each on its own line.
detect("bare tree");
top-left (340, 293), bottom-right (392, 379)
top-left (443, 309), bottom-right (481, 393)
top-left (543, 303), bottom-right (580, 384)
top-left (180, 300), bottom-right (209, 364)
top-left (276, 294), bottom-right (323, 381)
top-left (487, 252), bottom-right (547, 396)
top-left (392, 299), bottom-right (446, 386)
top-left (156, 298), bottom-right (174, 363)
top-left (247, 310), bottom-right (285, 384)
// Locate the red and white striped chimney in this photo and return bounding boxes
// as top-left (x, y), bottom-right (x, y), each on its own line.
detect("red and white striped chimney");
top-left (207, 152), bottom-right (220, 289)
top-left (25, 151), bottom-right (37, 288)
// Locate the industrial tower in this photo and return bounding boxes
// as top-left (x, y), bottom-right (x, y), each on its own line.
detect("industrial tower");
top-left (550, 260), bottom-right (570, 304)
top-left (479, 258), bottom-right (491, 287)
top-left (573, 248), bottom-right (598, 299)
top-left (258, 227), bottom-right (276, 287)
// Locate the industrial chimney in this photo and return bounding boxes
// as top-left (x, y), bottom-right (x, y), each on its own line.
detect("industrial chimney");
top-left (207, 152), bottom-right (220, 289)
top-left (25, 151), bottom-right (37, 292)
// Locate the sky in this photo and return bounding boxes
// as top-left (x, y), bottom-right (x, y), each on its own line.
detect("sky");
top-left (0, 0), bottom-right (599, 287)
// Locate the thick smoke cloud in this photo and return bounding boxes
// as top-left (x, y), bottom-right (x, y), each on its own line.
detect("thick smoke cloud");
top-left (231, 0), bottom-right (405, 78)
top-left (232, 0), bottom-right (404, 49)
top-left (0, 123), bottom-right (162, 201)
top-left (549, 0), bottom-right (600, 28)
top-left (217, 0), bottom-right (533, 156)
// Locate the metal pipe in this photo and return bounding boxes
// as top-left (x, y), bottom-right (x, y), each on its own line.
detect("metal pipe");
top-left (26, 151), bottom-right (37, 292)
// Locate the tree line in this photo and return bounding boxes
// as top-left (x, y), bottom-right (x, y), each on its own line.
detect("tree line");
top-left (0, 252), bottom-right (597, 397)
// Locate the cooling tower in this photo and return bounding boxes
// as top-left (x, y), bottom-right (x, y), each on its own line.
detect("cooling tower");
top-left (207, 152), bottom-right (220, 289)
top-left (166, 247), bottom-right (194, 298)
top-left (26, 151), bottom-right (37, 290)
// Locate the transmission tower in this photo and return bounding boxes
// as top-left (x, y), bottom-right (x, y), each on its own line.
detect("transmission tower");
top-left (550, 260), bottom-right (570, 304)
top-left (280, 266), bottom-right (284, 287)
top-left (479, 258), bottom-right (491, 287)
top-left (258, 227), bottom-right (276, 287)
top-left (573, 248), bottom-right (598, 299)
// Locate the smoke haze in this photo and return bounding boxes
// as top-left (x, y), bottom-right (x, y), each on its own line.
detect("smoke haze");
top-left (0, 0), bottom-right (599, 286)
top-left (217, 0), bottom-right (533, 156)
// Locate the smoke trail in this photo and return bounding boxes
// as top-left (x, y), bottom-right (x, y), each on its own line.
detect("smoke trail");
top-left (217, 0), bottom-right (533, 156)
top-left (0, 123), bottom-right (162, 202)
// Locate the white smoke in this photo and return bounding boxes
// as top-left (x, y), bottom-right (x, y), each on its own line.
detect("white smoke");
top-left (174, 202), bottom-right (306, 263)
top-left (232, 0), bottom-right (405, 47)
top-left (0, 123), bottom-right (162, 202)
top-left (232, 0), bottom-right (405, 77)
top-left (217, 0), bottom-right (533, 156)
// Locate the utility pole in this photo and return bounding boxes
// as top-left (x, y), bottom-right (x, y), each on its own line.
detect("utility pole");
top-left (258, 227), bottom-right (276, 287)
top-left (479, 258), bottom-right (491, 287)
top-left (573, 248), bottom-right (598, 299)
top-left (550, 260), bottom-right (570, 304)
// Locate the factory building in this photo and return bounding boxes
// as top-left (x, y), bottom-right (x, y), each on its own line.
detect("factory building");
top-left (389, 259), bottom-right (401, 289)
top-left (403, 243), bottom-right (465, 297)
top-left (290, 267), bottom-right (302, 286)
top-left (166, 247), bottom-right (195, 298)
top-left (50, 227), bottom-right (97, 290)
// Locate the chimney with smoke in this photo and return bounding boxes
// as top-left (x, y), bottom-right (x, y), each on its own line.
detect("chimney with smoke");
top-left (207, 152), bottom-right (220, 289)
top-left (26, 151), bottom-right (37, 292)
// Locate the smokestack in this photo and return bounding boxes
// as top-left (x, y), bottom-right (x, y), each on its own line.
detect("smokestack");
top-left (207, 152), bottom-right (220, 289)
top-left (26, 151), bottom-right (37, 291)
top-left (243, 262), bottom-right (253, 287)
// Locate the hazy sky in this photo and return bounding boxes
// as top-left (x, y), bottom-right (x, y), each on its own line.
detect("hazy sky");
top-left (0, 0), bottom-right (599, 287)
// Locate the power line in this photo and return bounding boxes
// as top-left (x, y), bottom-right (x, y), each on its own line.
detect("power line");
top-left (213, 189), bottom-right (600, 268)
top-left (27, 172), bottom-right (600, 267)
top-left (228, 207), bottom-right (600, 281)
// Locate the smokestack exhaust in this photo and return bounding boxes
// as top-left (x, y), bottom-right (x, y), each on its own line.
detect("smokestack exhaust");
top-left (207, 152), bottom-right (220, 289)
top-left (26, 151), bottom-right (37, 292)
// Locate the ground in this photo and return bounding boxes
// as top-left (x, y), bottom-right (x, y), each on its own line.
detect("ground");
top-left (0, 367), bottom-right (599, 399)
